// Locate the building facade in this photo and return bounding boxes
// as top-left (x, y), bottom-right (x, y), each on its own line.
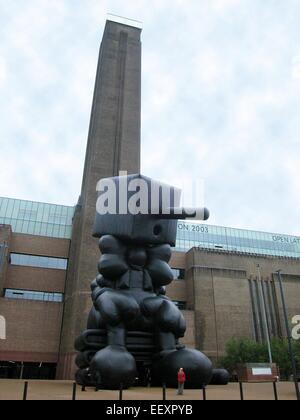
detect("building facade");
top-left (0, 17), bottom-right (300, 379)
top-left (0, 198), bottom-right (72, 378)
top-left (1, 196), bottom-right (300, 378)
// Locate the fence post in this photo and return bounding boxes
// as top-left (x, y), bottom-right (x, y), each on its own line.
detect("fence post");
top-left (239, 382), bottom-right (244, 401)
top-left (23, 381), bottom-right (28, 401)
top-left (273, 382), bottom-right (278, 401)
top-left (72, 382), bottom-right (77, 401)
top-left (119, 383), bottom-right (123, 401)
top-left (162, 383), bottom-right (166, 401)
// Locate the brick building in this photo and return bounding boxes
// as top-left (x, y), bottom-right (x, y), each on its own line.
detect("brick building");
top-left (1, 199), bottom-right (300, 378)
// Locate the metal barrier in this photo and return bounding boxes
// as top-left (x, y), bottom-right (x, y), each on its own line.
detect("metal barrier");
top-left (1, 380), bottom-right (295, 400)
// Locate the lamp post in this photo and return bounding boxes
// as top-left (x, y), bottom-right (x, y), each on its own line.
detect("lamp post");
top-left (275, 270), bottom-right (300, 401)
top-left (257, 264), bottom-right (272, 364)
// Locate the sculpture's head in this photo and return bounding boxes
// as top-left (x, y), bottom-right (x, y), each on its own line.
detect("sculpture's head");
top-left (93, 174), bottom-right (209, 246)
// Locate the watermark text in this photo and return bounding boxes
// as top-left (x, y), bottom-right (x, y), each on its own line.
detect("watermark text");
top-left (292, 315), bottom-right (300, 340)
top-left (96, 171), bottom-right (207, 220)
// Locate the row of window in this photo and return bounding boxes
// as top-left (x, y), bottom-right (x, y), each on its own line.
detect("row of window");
top-left (10, 253), bottom-right (68, 270)
top-left (10, 252), bottom-right (181, 276)
top-left (3, 288), bottom-right (185, 309)
top-left (173, 301), bottom-right (187, 310)
top-left (3, 289), bottom-right (64, 303)
top-left (0, 362), bottom-right (57, 380)
top-left (175, 221), bottom-right (300, 258)
top-left (171, 268), bottom-right (185, 280)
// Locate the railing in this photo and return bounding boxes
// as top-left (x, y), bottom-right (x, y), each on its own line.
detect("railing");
top-left (0, 379), bottom-right (297, 400)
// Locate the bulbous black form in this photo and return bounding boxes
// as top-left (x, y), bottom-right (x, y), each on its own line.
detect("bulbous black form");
top-left (90, 346), bottom-right (137, 389)
top-left (152, 348), bottom-right (213, 389)
top-left (210, 369), bottom-right (230, 385)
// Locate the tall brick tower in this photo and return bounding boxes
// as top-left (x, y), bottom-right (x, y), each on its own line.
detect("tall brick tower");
top-left (58, 16), bottom-right (142, 379)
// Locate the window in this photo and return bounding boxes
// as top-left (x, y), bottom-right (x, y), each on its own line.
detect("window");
top-left (10, 253), bottom-right (68, 270)
top-left (171, 268), bottom-right (185, 280)
top-left (18, 209), bottom-right (38, 221)
top-left (0, 197), bottom-right (74, 239)
top-left (174, 221), bottom-right (300, 258)
top-left (0, 362), bottom-right (57, 380)
top-left (173, 301), bottom-right (187, 310)
top-left (4, 289), bottom-right (63, 303)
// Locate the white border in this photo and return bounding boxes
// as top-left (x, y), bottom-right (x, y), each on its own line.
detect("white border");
top-left (107, 13), bottom-right (143, 29)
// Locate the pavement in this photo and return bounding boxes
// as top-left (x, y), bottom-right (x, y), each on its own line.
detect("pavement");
top-left (0, 379), bottom-right (298, 400)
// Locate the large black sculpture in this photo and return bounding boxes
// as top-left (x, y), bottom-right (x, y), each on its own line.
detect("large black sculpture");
top-left (75, 174), bottom-right (213, 389)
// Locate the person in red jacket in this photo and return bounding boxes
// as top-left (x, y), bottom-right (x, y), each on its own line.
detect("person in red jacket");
top-left (177, 368), bottom-right (186, 395)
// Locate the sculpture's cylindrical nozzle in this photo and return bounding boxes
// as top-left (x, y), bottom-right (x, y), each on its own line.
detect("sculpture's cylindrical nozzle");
top-left (154, 207), bottom-right (210, 221)
top-left (181, 207), bottom-right (210, 221)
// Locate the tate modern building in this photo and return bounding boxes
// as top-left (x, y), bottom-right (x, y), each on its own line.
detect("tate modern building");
top-left (0, 17), bottom-right (300, 380)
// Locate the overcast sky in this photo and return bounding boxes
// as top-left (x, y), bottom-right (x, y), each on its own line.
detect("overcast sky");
top-left (0, 0), bottom-right (300, 235)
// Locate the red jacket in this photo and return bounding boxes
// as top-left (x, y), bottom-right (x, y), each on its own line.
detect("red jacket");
top-left (178, 371), bottom-right (186, 383)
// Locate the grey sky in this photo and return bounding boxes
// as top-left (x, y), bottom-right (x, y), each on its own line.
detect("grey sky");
top-left (0, 0), bottom-right (300, 235)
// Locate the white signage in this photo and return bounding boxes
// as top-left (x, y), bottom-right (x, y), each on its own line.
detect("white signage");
top-left (292, 315), bottom-right (300, 340)
top-left (0, 315), bottom-right (6, 340)
top-left (252, 368), bottom-right (272, 376)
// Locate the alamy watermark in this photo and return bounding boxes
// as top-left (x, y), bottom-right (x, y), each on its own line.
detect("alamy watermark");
top-left (0, 315), bottom-right (6, 340)
top-left (292, 315), bottom-right (300, 340)
top-left (96, 171), bottom-right (208, 220)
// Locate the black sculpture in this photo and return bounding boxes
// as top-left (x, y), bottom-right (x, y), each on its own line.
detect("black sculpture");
top-left (75, 174), bottom-right (213, 389)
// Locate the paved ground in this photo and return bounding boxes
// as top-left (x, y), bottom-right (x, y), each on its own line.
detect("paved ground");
top-left (0, 380), bottom-right (297, 400)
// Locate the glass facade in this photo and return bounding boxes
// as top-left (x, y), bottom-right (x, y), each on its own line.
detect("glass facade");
top-left (0, 362), bottom-right (57, 380)
top-left (1, 196), bottom-right (299, 258)
top-left (176, 221), bottom-right (300, 258)
top-left (0, 197), bottom-right (74, 239)
top-left (10, 253), bottom-right (68, 270)
top-left (4, 289), bottom-right (64, 303)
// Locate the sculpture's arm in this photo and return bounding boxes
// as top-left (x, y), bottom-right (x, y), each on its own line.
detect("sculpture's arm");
top-left (146, 244), bottom-right (174, 287)
top-left (91, 274), bottom-right (113, 303)
top-left (98, 235), bottom-right (128, 279)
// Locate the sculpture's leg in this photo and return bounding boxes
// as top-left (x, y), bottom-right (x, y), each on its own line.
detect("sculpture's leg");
top-left (107, 324), bottom-right (126, 345)
top-left (142, 296), bottom-right (212, 388)
top-left (142, 296), bottom-right (186, 353)
top-left (89, 291), bottom-right (140, 389)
